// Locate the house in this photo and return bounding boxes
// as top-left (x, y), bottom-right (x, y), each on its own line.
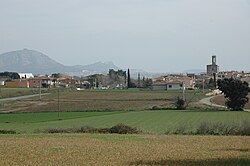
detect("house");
top-left (4, 79), bottom-right (30, 88)
top-left (152, 81), bottom-right (184, 90)
top-left (152, 82), bottom-right (167, 91)
top-left (58, 77), bottom-right (76, 87)
top-left (76, 81), bottom-right (91, 89)
top-left (28, 77), bottom-right (53, 88)
top-left (153, 75), bottom-right (195, 90)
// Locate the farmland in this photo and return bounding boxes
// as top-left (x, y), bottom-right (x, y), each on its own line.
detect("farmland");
top-left (0, 88), bottom-right (249, 165)
top-left (0, 88), bottom-right (44, 99)
top-left (0, 134), bottom-right (249, 165)
top-left (0, 89), bottom-right (249, 134)
top-left (0, 88), bottom-right (206, 112)
top-left (0, 110), bottom-right (249, 134)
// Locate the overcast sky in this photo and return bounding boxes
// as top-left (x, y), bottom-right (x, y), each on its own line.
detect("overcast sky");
top-left (0, 0), bottom-right (250, 72)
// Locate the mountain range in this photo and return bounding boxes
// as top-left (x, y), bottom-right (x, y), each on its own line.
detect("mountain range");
top-left (0, 49), bottom-right (151, 77)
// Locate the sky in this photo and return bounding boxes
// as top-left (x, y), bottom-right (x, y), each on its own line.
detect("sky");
top-left (0, 0), bottom-right (250, 73)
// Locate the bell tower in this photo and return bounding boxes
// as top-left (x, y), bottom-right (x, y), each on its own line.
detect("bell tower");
top-left (207, 55), bottom-right (219, 76)
top-left (212, 55), bottom-right (216, 65)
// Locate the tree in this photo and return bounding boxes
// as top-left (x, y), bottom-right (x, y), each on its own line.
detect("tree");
top-left (127, 68), bottom-right (131, 88)
top-left (217, 78), bottom-right (250, 111)
top-left (51, 73), bottom-right (61, 78)
top-left (175, 96), bottom-right (186, 110)
top-left (0, 72), bottom-right (20, 79)
top-left (143, 77), bottom-right (152, 88)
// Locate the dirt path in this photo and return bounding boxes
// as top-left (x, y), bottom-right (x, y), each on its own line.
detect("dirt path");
top-left (199, 95), bottom-right (250, 112)
top-left (0, 93), bottom-right (50, 102)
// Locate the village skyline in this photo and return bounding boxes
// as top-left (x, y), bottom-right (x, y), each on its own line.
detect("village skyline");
top-left (0, 48), bottom-right (249, 77)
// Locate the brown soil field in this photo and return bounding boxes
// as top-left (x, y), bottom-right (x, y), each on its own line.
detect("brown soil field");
top-left (0, 134), bottom-right (249, 166)
top-left (0, 90), bottom-right (204, 112)
top-left (212, 94), bottom-right (250, 109)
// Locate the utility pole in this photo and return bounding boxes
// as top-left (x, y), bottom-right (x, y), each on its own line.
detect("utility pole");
top-left (213, 73), bottom-right (217, 89)
top-left (182, 82), bottom-right (186, 101)
top-left (138, 72), bottom-right (141, 88)
top-left (202, 78), bottom-right (205, 94)
top-left (39, 80), bottom-right (42, 100)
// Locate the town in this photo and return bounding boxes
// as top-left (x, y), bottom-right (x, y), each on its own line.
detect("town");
top-left (1, 56), bottom-right (249, 92)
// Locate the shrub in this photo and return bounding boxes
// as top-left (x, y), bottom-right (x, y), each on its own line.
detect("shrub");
top-left (45, 128), bottom-right (71, 133)
top-left (235, 120), bottom-right (250, 136)
top-left (173, 123), bottom-right (191, 135)
top-left (166, 121), bottom-right (250, 136)
top-left (195, 121), bottom-right (250, 136)
top-left (109, 124), bottom-right (141, 134)
top-left (195, 121), bottom-right (212, 135)
top-left (175, 97), bottom-right (186, 110)
top-left (42, 124), bottom-right (141, 134)
top-left (76, 126), bottom-right (98, 133)
top-left (0, 130), bottom-right (16, 134)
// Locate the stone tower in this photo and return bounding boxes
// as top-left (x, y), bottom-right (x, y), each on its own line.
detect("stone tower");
top-left (207, 55), bottom-right (219, 76)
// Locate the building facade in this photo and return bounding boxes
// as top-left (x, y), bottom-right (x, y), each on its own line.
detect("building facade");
top-left (152, 81), bottom-right (183, 90)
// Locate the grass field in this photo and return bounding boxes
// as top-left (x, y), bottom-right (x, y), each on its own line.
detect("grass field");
top-left (0, 134), bottom-right (249, 165)
top-left (1, 110), bottom-right (249, 134)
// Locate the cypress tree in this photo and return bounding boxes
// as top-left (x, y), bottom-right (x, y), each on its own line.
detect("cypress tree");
top-left (127, 68), bottom-right (131, 88)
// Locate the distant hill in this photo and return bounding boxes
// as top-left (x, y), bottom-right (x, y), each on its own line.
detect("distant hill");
top-left (80, 61), bottom-right (119, 73)
top-left (0, 49), bottom-right (68, 74)
top-left (0, 49), bottom-right (121, 75)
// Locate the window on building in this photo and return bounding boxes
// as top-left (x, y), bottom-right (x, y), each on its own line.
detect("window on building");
top-left (168, 85), bottom-right (172, 88)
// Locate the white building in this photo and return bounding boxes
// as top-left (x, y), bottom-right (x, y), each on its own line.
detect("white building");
top-left (18, 73), bottom-right (34, 79)
top-left (152, 81), bottom-right (184, 90)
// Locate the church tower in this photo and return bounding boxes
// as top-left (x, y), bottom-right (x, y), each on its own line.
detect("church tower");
top-left (207, 55), bottom-right (219, 76)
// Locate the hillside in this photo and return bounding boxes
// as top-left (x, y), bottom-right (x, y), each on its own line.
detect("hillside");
top-left (0, 49), bottom-right (69, 74)
top-left (0, 49), bottom-right (121, 75)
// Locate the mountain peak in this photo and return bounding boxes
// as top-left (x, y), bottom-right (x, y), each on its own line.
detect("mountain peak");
top-left (0, 49), bottom-right (65, 74)
top-left (0, 49), bottom-right (122, 75)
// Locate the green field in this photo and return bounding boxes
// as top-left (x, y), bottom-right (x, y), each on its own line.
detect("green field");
top-left (0, 89), bottom-right (249, 134)
top-left (1, 110), bottom-right (249, 134)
